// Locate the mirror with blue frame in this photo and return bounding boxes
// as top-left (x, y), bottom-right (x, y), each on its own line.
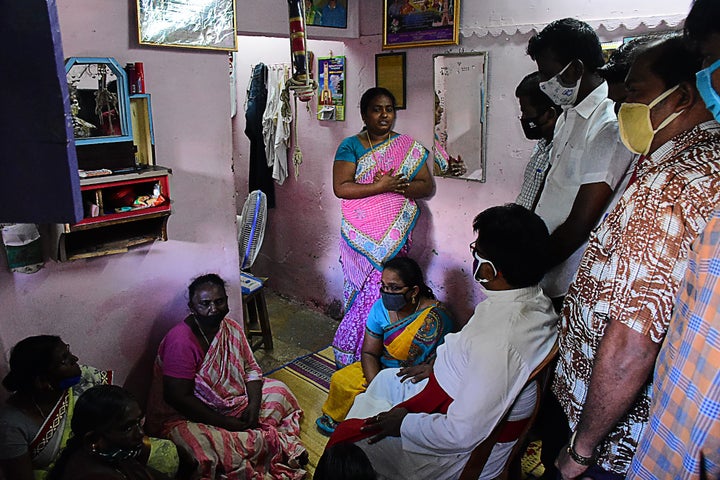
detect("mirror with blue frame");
top-left (65, 57), bottom-right (133, 146)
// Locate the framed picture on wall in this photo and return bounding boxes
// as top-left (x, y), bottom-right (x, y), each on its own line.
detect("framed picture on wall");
top-left (375, 52), bottom-right (406, 109)
top-left (304, 0), bottom-right (348, 29)
top-left (317, 56), bottom-right (346, 121)
top-left (136, 0), bottom-right (238, 51)
top-left (601, 40), bottom-right (622, 63)
top-left (383, 0), bottom-right (460, 49)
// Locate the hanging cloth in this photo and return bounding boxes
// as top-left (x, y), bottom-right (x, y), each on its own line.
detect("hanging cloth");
top-left (245, 63), bottom-right (275, 208)
top-left (262, 65), bottom-right (291, 185)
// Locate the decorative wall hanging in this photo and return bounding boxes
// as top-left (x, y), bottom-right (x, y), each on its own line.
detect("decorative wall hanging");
top-left (383, 0), bottom-right (460, 49)
top-left (375, 52), bottom-right (406, 110)
top-left (136, 0), bottom-right (238, 51)
top-left (317, 56), bottom-right (346, 121)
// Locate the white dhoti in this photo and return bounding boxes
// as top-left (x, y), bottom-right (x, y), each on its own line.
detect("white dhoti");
top-left (346, 368), bottom-right (427, 420)
top-left (346, 368), bottom-right (538, 480)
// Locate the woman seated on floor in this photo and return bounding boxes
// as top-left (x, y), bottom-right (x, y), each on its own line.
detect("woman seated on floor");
top-left (316, 257), bottom-right (454, 435)
top-left (0, 336), bottom-right (183, 480)
top-left (48, 385), bottom-right (169, 480)
top-left (145, 273), bottom-right (307, 479)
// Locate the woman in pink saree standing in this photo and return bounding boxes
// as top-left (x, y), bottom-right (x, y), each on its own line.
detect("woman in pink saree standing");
top-left (332, 87), bottom-right (434, 368)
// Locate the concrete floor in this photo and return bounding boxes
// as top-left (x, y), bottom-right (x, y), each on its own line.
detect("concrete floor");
top-left (253, 290), bottom-right (339, 373)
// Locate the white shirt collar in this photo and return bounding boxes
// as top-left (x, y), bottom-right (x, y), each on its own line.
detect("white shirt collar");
top-left (571, 82), bottom-right (609, 119)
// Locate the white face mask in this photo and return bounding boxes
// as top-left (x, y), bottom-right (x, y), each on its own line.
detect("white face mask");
top-left (539, 61), bottom-right (581, 106)
top-left (472, 250), bottom-right (497, 284)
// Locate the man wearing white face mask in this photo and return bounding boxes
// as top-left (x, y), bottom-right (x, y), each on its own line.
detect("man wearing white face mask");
top-left (324, 204), bottom-right (557, 480)
top-left (554, 34), bottom-right (720, 480)
top-left (526, 18), bottom-right (634, 312)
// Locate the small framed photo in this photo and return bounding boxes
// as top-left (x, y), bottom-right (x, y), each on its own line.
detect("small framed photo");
top-left (375, 52), bottom-right (406, 110)
top-left (383, 0), bottom-right (460, 50)
top-left (304, 0), bottom-right (348, 29)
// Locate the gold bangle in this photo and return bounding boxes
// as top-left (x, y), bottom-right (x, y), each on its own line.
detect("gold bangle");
top-left (567, 431), bottom-right (594, 466)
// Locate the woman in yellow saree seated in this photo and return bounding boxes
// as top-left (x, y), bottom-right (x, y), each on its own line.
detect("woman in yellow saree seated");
top-left (0, 336), bottom-right (185, 480)
top-left (317, 257), bottom-right (454, 435)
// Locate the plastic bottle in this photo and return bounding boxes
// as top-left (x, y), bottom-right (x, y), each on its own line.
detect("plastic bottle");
top-left (135, 62), bottom-right (145, 94)
top-left (125, 63), bottom-right (137, 94)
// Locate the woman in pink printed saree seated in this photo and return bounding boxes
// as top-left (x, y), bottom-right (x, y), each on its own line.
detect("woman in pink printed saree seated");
top-left (146, 273), bottom-right (307, 479)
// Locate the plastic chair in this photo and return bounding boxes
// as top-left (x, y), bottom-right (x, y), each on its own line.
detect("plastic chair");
top-left (458, 342), bottom-right (559, 480)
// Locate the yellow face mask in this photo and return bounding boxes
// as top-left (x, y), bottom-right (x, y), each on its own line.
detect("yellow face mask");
top-left (618, 85), bottom-right (684, 155)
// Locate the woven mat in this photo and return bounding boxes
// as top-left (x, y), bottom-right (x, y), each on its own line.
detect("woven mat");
top-left (268, 346), bottom-right (335, 476)
top-left (268, 346), bottom-right (546, 479)
top-left (521, 439), bottom-right (545, 478)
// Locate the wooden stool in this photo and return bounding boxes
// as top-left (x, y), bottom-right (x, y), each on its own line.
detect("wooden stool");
top-left (241, 274), bottom-right (273, 351)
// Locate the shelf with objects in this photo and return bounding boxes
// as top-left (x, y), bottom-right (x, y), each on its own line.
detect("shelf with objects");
top-left (50, 57), bottom-right (172, 261)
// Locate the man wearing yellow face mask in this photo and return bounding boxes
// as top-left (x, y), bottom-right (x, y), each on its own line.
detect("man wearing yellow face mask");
top-left (554, 35), bottom-right (720, 480)
top-left (628, 1), bottom-right (720, 478)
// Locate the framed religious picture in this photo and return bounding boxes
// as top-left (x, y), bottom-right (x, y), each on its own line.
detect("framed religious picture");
top-left (137, 0), bottom-right (238, 51)
top-left (317, 56), bottom-right (346, 121)
top-left (383, 0), bottom-right (460, 49)
top-left (375, 52), bottom-right (406, 109)
top-left (304, 0), bottom-right (348, 28)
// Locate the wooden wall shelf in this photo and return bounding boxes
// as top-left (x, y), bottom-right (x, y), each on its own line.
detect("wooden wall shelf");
top-left (51, 166), bottom-right (172, 261)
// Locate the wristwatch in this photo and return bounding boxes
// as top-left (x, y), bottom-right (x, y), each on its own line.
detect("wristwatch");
top-left (567, 431), bottom-right (594, 466)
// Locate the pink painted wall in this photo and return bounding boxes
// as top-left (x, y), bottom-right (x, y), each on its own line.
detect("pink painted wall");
top-left (233, 1), bottom-right (684, 322)
top-left (0, 0), bottom-right (687, 400)
top-left (0, 0), bottom-right (240, 400)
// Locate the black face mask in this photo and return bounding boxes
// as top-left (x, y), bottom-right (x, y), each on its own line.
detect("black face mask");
top-left (520, 116), bottom-right (544, 140)
top-left (194, 312), bottom-right (226, 329)
top-left (381, 291), bottom-right (408, 312)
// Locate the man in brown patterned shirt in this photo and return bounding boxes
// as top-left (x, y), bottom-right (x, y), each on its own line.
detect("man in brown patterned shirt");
top-left (554, 35), bottom-right (720, 479)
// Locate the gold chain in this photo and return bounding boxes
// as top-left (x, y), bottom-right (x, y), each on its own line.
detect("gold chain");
top-left (365, 130), bottom-right (391, 165)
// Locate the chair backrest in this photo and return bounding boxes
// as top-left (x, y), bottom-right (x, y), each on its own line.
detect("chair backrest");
top-left (458, 341), bottom-right (559, 480)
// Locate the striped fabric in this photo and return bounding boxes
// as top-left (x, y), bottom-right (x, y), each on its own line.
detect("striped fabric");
top-left (628, 209), bottom-right (720, 479)
top-left (193, 318), bottom-right (263, 416)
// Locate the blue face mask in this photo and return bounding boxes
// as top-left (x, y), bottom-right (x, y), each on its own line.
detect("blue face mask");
top-left (696, 58), bottom-right (720, 123)
top-left (381, 291), bottom-right (408, 311)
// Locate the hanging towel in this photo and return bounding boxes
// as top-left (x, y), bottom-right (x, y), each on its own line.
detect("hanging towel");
top-left (262, 65), bottom-right (291, 185)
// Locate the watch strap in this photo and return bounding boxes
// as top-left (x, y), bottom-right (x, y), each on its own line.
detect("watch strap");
top-left (567, 431), bottom-right (594, 466)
